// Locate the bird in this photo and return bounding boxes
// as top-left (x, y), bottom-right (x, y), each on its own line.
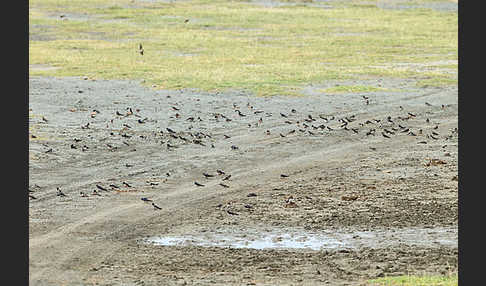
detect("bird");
top-left (80, 192), bottom-right (88, 197)
top-left (138, 43), bottom-right (144, 55)
top-left (92, 190), bottom-right (102, 196)
top-left (280, 113), bottom-right (288, 118)
top-left (141, 197), bottom-right (153, 202)
top-left (152, 202), bottom-right (162, 210)
top-left (226, 210), bottom-right (238, 215)
top-left (280, 133), bottom-right (286, 138)
top-left (166, 127), bottom-right (176, 134)
top-left (237, 110), bottom-right (246, 117)
top-left (291, 109), bottom-right (297, 113)
top-left (280, 174), bottom-right (289, 178)
top-left (29, 194), bottom-right (37, 200)
top-left (109, 184), bottom-right (120, 189)
top-left (203, 172), bottom-right (215, 178)
top-left (382, 132), bottom-right (391, 138)
top-left (194, 181), bottom-right (205, 187)
top-left (222, 175), bottom-right (231, 181)
top-left (56, 187), bottom-right (67, 197)
top-left (96, 184), bottom-right (108, 191)
top-left (116, 111), bottom-right (124, 116)
top-left (231, 145), bottom-right (239, 150)
top-left (216, 169), bottom-right (225, 175)
top-left (171, 106), bottom-right (180, 111)
top-left (219, 183), bottom-right (230, 188)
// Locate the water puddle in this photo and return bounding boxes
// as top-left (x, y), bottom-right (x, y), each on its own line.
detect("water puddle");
top-left (144, 226), bottom-right (457, 251)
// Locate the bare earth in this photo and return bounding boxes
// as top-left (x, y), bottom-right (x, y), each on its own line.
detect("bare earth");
top-left (29, 76), bottom-right (458, 285)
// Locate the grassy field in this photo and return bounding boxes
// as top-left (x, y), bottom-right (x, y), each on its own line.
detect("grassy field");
top-left (368, 273), bottom-right (458, 286)
top-left (29, 0), bottom-right (457, 96)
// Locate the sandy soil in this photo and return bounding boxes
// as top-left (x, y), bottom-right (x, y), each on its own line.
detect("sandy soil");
top-left (29, 76), bottom-right (457, 285)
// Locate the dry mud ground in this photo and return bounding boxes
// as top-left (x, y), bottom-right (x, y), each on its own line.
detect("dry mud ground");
top-left (29, 76), bottom-right (458, 285)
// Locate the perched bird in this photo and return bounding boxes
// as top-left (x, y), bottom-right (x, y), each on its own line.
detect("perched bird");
top-left (216, 169), bottom-right (225, 175)
top-left (96, 184), bottom-right (108, 191)
top-left (280, 113), bottom-right (288, 118)
top-left (203, 172), bottom-right (215, 178)
top-left (226, 210), bottom-right (239, 215)
top-left (141, 197), bottom-right (153, 202)
top-left (222, 175), bottom-right (231, 181)
top-left (152, 202), bottom-right (162, 210)
top-left (194, 181), bottom-right (205, 187)
top-left (92, 190), bottom-right (102, 196)
top-left (219, 183), bottom-right (230, 188)
top-left (280, 174), bottom-right (289, 178)
top-left (237, 110), bottom-right (246, 117)
top-left (166, 127), bottom-right (176, 134)
top-left (231, 145), bottom-right (239, 150)
top-left (80, 192), bottom-right (88, 197)
top-left (382, 132), bottom-right (391, 138)
top-left (138, 43), bottom-right (144, 55)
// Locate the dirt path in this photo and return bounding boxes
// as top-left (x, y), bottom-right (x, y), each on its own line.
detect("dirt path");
top-left (29, 76), bottom-right (457, 285)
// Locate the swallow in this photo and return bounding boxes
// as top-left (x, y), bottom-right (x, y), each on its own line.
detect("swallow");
top-left (326, 126), bottom-right (333, 131)
top-left (408, 131), bottom-right (416, 136)
top-left (426, 118), bottom-right (430, 123)
top-left (184, 18), bottom-right (189, 23)
top-left (219, 183), bottom-right (230, 188)
top-left (222, 175), bottom-right (231, 181)
top-left (244, 204), bottom-right (253, 209)
top-left (280, 174), bottom-right (289, 178)
top-left (280, 133), bottom-right (286, 138)
top-left (351, 128), bottom-right (359, 134)
top-left (73, 138), bottom-right (82, 142)
top-left (231, 145), bottom-right (239, 150)
top-left (401, 128), bottom-right (410, 133)
top-left (288, 130), bottom-right (296, 134)
top-left (387, 116), bottom-right (393, 123)
top-left (167, 143), bottom-right (177, 149)
top-left (96, 185), bottom-right (108, 192)
top-left (280, 113), bottom-right (288, 118)
top-left (382, 132), bottom-right (390, 138)
top-left (137, 118), bottom-right (147, 124)
top-left (223, 134), bottom-right (231, 139)
top-left (123, 123), bottom-right (131, 129)
top-left (266, 130), bottom-right (271, 135)
top-left (172, 106), bottom-right (180, 111)
top-left (216, 169), bottom-right (225, 175)
top-left (258, 117), bottom-right (263, 123)
top-left (152, 202), bottom-right (162, 210)
top-left (139, 43), bottom-right (143, 51)
top-left (186, 117), bottom-right (195, 122)
top-left (194, 181), bottom-right (205, 187)
top-left (71, 144), bottom-right (77, 149)
top-left (226, 210), bottom-right (238, 215)
top-left (247, 193), bottom-right (257, 197)
top-left (56, 187), bottom-right (67, 197)
top-left (109, 184), bottom-right (120, 189)
top-left (203, 172), bottom-right (215, 178)
top-left (291, 109), bottom-right (297, 113)
top-left (308, 131), bottom-right (315, 135)
top-left (166, 128), bottom-right (176, 134)
top-left (284, 120), bottom-right (292, 124)
top-left (81, 123), bottom-right (90, 129)
top-left (254, 110), bottom-right (264, 114)
top-left (141, 197), bottom-right (153, 202)
top-left (366, 129), bottom-right (375, 136)
top-left (432, 131), bottom-right (439, 136)
top-left (123, 181), bottom-right (132, 187)
top-left (430, 134), bottom-right (439, 140)
top-left (408, 112), bottom-right (416, 117)
top-left (417, 141), bottom-right (427, 144)
top-left (41, 116), bottom-right (48, 123)
top-left (116, 111), bottom-right (124, 116)
top-left (237, 110), bottom-right (246, 117)
top-left (370, 147), bottom-right (377, 151)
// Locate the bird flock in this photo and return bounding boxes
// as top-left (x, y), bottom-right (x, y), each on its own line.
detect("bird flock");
top-left (29, 87), bottom-right (458, 214)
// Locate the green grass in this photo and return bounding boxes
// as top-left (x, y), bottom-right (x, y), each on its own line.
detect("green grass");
top-left (368, 274), bottom-right (458, 286)
top-left (29, 0), bottom-right (457, 96)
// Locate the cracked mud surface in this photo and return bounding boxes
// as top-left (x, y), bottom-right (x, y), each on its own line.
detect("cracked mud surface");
top-left (29, 76), bottom-right (457, 285)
